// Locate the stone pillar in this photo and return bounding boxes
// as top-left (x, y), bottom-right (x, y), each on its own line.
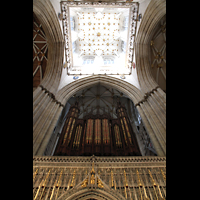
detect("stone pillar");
top-left (37, 105), bottom-right (64, 156)
top-left (136, 105), bottom-right (165, 156)
top-left (33, 85), bottom-right (64, 156)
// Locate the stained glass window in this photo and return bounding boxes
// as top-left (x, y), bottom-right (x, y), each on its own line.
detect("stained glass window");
top-left (114, 124), bottom-right (122, 147)
top-left (95, 119), bottom-right (101, 144)
top-left (102, 119), bottom-right (110, 144)
top-left (86, 119), bottom-right (93, 144)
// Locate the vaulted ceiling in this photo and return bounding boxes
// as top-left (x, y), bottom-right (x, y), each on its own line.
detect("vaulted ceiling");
top-left (67, 84), bottom-right (130, 119)
top-left (33, 12), bottom-right (48, 91)
top-left (149, 15), bottom-right (166, 92)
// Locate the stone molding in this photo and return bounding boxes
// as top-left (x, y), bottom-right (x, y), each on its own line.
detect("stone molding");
top-left (33, 155), bottom-right (166, 168)
top-left (39, 85), bottom-right (64, 107)
top-left (135, 86), bottom-right (160, 107)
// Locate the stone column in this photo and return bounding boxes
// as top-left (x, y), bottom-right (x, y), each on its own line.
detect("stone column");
top-left (37, 105), bottom-right (64, 156)
top-left (136, 105), bottom-right (165, 156)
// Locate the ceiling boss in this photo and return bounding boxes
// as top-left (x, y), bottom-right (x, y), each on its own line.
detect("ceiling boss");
top-left (77, 9), bottom-right (121, 57)
top-left (62, 1), bottom-right (139, 75)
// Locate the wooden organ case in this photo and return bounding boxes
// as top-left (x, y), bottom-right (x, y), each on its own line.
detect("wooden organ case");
top-left (54, 102), bottom-right (141, 156)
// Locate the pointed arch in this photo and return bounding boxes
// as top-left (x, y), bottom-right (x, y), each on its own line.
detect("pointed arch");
top-left (53, 75), bottom-right (165, 156)
top-left (57, 187), bottom-right (125, 200)
top-left (135, 0), bottom-right (166, 95)
top-left (56, 75), bottom-right (144, 107)
top-left (33, 0), bottom-right (65, 96)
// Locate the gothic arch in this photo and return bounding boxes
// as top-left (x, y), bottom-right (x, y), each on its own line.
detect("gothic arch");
top-left (57, 188), bottom-right (124, 200)
top-left (33, 0), bottom-right (65, 96)
top-left (135, 0), bottom-right (166, 95)
top-left (56, 166), bottom-right (125, 200)
top-left (56, 75), bottom-right (144, 106)
top-left (54, 75), bottom-right (165, 156)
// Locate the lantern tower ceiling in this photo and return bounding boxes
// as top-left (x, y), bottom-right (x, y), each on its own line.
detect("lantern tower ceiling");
top-left (61, 1), bottom-right (139, 75)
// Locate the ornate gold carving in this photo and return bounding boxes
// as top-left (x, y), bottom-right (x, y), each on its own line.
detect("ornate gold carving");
top-left (70, 170), bottom-right (76, 187)
top-left (124, 169), bottom-right (128, 187)
top-left (123, 170), bottom-right (128, 199)
top-left (161, 169), bottom-right (166, 181)
top-left (81, 177), bottom-right (88, 187)
top-left (90, 162), bottom-right (95, 184)
top-left (148, 169), bottom-right (156, 186)
top-left (97, 177), bottom-right (104, 188)
top-left (33, 168), bottom-right (38, 180)
top-left (136, 169), bottom-right (150, 200)
top-left (38, 169), bottom-right (51, 200)
top-left (136, 169), bottom-right (142, 187)
top-left (111, 170), bottom-right (114, 187)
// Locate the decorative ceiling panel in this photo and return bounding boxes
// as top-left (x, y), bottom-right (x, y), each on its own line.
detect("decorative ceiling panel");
top-left (67, 84), bottom-right (128, 119)
top-left (61, 1), bottom-right (139, 75)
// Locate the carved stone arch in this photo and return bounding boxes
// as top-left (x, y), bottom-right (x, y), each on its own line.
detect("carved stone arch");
top-left (54, 75), bottom-right (165, 156)
top-left (135, 0), bottom-right (166, 94)
top-left (57, 161), bottom-right (126, 200)
top-left (56, 75), bottom-right (144, 106)
top-left (33, 0), bottom-right (65, 95)
top-left (57, 187), bottom-right (125, 200)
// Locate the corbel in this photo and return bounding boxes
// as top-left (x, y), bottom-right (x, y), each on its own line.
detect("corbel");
top-left (135, 86), bottom-right (160, 107)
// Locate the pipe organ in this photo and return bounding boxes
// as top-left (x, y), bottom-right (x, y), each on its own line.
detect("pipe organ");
top-left (54, 102), bottom-right (141, 156)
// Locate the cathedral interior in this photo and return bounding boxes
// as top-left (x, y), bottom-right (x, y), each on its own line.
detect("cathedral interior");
top-left (33, 0), bottom-right (166, 199)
